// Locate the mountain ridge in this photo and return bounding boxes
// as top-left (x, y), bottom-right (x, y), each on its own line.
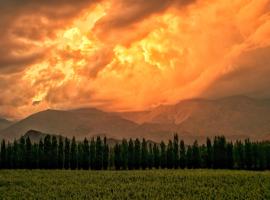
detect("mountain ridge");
top-left (1, 96), bottom-right (270, 142)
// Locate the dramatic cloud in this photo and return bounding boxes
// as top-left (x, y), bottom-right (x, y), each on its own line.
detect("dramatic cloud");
top-left (0, 0), bottom-right (270, 119)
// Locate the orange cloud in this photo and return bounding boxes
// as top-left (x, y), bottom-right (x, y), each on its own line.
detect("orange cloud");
top-left (0, 0), bottom-right (270, 119)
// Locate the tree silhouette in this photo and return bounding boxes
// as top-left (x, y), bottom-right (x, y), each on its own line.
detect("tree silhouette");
top-left (179, 140), bottom-right (186, 169)
top-left (64, 137), bottom-right (70, 169)
top-left (70, 137), bottom-right (77, 170)
top-left (128, 139), bottom-right (134, 170)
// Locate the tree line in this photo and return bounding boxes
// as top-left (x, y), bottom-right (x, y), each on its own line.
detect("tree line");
top-left (0, 134), bottom-right (270, 170)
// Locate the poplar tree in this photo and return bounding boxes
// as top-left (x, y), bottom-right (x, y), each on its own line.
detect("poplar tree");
top-left (25, 136), bottom-right (32, 169)
top-left (134, 139), bottom-right (141, 169)
top-left (206, 138), bottom-right (213, 168)
top-left (114, 144), bottom-right (121, 170)
top-left (103, 137), bottom-right (109, 170)
top-left (141, 138), bottom-right (148, 169)
top-left (1, 139), bottom-right (7, 169)
top-left (128, 139), bottom-right (134, 170)
top-left (160, 141), bottom-right (166, 169)
top-left (58, 136), bottom-right (64, 169)
top-left (70, 137), bottom-right (77, 170)
top-left (153, 143), bottom-right (160, 169)
top-left (19, 137), bottom-right (26, 169)
top-left (179, 140), bottom-right (186, 169)
top-left (244, 139), bottom-right (252, 169)
top-left (38, 139), bottom-right (44, 169)
top-left (173, 134), bottom-right (179, 168)
top-left (95, 136), bottom-right (103, 170)
top-left (44, 135), bottom-right (52, 169)
top-left (192, 140), bottom-right (201, 168)
top-left (148, 143), bottom-right (154, 169)
top-left (227, 142), bottom-right (234, 169)
top-left (12, 140), bottom-right (19, 169)
top-left (121, 139), bottom-right (128, 170)
top-left (186, 146), bottom-right (192, 169)
top-left (166, 140), bottom-right (174, 169)
top-left (82, 138), bottom-right (89, 170)
top-left (90, 138), bottom-right (96, 169)
top-left (64, 137), bottom-right (70, 169)
top-left (51, 136), bottom-right (58, 169)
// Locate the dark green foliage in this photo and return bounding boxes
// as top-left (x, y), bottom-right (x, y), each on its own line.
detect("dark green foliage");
top-left (95, 136), bottom-right (103, 170)
top-left (166, 140), bottom-right (173, 169)
top-left (227, 142), bottom-right (234, 169)
top-left (38, 139), bottom-right (44, 169)
top-left (160, 141), bottom-right (166, 169)
top-left (25, 137), bottom-right (32, 169)
top-left (121, 139), bottom-right (128, 169)
top-left (51, 136), bottom-right (58, 169)
top-left (134, 139), bottom-right (141, 169)
top-left (148, 143), bottom-right (154, 169)
top-left (179, 140), bottom-right (186, 169)
top-left (206, 138), bottom-right (212, 168)
top-left (70, 137), bottom-right (77, 170)
top-left (186, 146), bottom-right (192, 169)
top-left (153, 143), bottom-right (160, 169)
top-left (44, 135), bottom-right (52, 169)
top-left (103, 137), bottom-right (109, 170)
top-left (192, 140), bottom-right (201, 168)
top-left (141, 139), bottom-right (148, 169)
top-left (0, 139), bottom-right (7, 169)
top-left (90, 138), bottom-right (96, 169)
top-left (213, 136), bottom-right (227, 169)
top-left (234, 140), bottom-right (244, 169)
top-left (82, 138), bottom-right (89, 170)
top-left (64, 137), bottom-right (70, 169)
top-left (1, 134), bottom-right (270, 170)
top-left (128, 139), bottom-right (134, 170)
top-left (173, 134), bottom-right (179, 168)
top-left (114, 144), bottom-right (121, 170)
top-left (58, 136), bottom-right (64, 169)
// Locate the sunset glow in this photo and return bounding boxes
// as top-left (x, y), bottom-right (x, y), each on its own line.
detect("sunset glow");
top-left (0, 0), bottom-right (270, 119)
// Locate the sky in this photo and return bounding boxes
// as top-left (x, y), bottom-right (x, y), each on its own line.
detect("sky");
top-left (0, 0), bottom-right (270, 119)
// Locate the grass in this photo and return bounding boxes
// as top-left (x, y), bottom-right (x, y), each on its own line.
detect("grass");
top-left (0, 170), bottom-right (269, 200)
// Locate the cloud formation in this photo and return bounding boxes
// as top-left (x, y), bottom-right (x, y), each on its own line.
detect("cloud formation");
top-left (0, 0), bottom-right (270, 119)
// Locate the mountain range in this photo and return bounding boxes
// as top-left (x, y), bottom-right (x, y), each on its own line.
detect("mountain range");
top-left (1, 96), bottom-right (270, 142)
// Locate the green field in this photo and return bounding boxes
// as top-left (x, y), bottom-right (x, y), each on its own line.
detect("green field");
top-left (0, 170), bottom-right (269, 200)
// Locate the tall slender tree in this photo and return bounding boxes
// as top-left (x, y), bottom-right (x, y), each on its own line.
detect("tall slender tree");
top-left (153, 143), bottom-right (160, 169)
top-left (134, 139), bottom-right (141, 169)
top-left (58, 136), bottom-right (64, 169)
top-left (90, 138), bottom-right (96, 169)
top-left (173, 134), bottom-right (179, 168)
top-left (82, 138), bottom-right (90, 170)
top-left (191, 140), bottom-right (201, 168)
top-left (103, 137), bottom-right (109, 170)
top-left (128, 139), bottom-right (134, 170)
top-left (179, 140), bottom-right (186, 169)
top-left (121, 139), bottom-right (128, 170)
top-left (70, 137), bottom-right (77, 170)
top-left (166, 140), bottom-right (174, 169)
top-left (44, 135), bottom-right (52, 169)
top-left (206, 138), bottom-right (213, 168)
top-left (25, 136), bottom-right (32, 169)
top-left (95, 136), bottom-right (103, 170)
top-left (1, 139), bottom-right (7, 169)
top-left (160, 141), bottom-right (167, 169)
top-left (51, 136), bottom-right (58, 169)
top-left (141, 138), bottom-right (148, 169)
top-left (64, 137), bottom-right (70, 169)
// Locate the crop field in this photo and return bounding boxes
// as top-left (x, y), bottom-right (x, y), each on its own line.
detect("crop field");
top-left (0, 170), bottom-right (269, 200)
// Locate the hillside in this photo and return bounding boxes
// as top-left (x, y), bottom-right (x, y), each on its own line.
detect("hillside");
top-left (0, 118), bottom-right (13, 131)
top-left (0, 108), bottom-right (139, 141)
top-left (1, 96), bottom-right (270, 142)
